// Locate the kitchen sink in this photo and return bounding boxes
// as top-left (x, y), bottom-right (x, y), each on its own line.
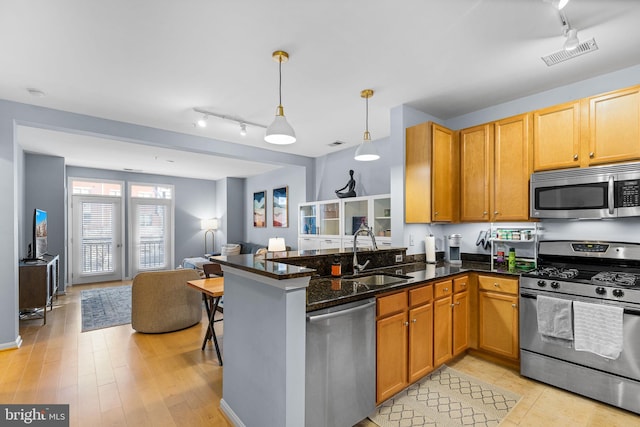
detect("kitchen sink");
top-left (341, 273), bottom-right (411, 287)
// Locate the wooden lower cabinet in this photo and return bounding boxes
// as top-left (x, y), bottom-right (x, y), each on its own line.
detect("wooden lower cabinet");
top-left (433, 276), bottom-right (470, 367)
top-left (408, 299), bottom-right (434, 383)
top-left (452, 289), bottom-right (470, 356)
top-left (376, 284), bottom-right (434, 403)
top-left (377, 310), bottom-right (408, 402)
top-left (433, 293), bottom-right (453, 366)
top-left (478, 275), bottom-right (519, 360)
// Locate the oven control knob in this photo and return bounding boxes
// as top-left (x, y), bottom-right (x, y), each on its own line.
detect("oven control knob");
top-left (550, 281), bottom-right (560, 289)
top-left (613, 289), bottom-right (624, 298)
top-left (537, 280), bottom-right (546, 287)
top-left (595, 287), bottom-right (606, 295)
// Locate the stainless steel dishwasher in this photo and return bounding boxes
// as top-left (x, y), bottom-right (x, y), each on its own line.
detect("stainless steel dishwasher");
top-left (306, 298), bottom-right (376, 427)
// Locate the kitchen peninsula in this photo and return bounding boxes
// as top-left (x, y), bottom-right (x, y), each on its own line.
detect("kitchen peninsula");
top-left (211, 247), bottom-right (494, 426)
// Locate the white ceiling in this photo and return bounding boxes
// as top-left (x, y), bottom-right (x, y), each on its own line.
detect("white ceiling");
top-left (3, 0), bottom-right (640, 180)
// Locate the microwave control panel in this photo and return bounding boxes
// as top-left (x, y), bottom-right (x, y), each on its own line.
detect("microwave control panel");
top-left (616, 180), bottom-right (640, 207)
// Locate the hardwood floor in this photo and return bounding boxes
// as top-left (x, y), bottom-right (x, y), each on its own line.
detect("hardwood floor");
top-left (2, 281), bottom-right (229, 427)
top-left (5, 281), bottom-right (639, 426)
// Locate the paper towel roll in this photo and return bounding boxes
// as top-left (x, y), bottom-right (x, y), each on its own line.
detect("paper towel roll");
top-left (425, 235), bottom-right (436, 263)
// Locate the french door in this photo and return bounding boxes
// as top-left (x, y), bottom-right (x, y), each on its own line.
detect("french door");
top-left (129, 185), bottom-right (174, 275)
top-left (71, 196), bottom-right (124, 284)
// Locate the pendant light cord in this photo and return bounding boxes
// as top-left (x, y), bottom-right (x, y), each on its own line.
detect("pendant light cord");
top-left (365, 95), bottom-right (369, 133)
top-left (278, 58), bottom-right (283, 107)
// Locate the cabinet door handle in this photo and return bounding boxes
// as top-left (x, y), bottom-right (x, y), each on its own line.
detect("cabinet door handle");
top-left (444, 287), bottom-right (449, 291)
top-left (450, 303), bottom-right (455, 308)
top-left (483, 211), bottom-right (487, 215)
top-left (494, 211), bottom-right (499, 215)
top-left (494, 283), bottom-right (500, 287)
top-left (434, 212), bottom-right (439, 216)
top-left (589, 152), bottom-right (595, 158)
top-left (455, 301), bottom-right (461, 306)
top-left (404, 321), bottom-right (409, 326)
top-left (512, 304), bottom-right (518, 308)
top-left (460, 283), bottom-right (466, 287)
top-left (412, 319), bottom-right (417, 323)
top-left (573, 154), bottom-right (579, 160)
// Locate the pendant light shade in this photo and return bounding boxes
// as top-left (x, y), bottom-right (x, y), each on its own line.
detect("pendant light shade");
top-left (354, 89), bottom-right (379, 161)
top-left (265, 51), bottom-right (296, 145)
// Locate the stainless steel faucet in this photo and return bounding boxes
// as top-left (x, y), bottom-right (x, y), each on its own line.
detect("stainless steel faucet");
top-left (352, 222), bottom-right (378, 274)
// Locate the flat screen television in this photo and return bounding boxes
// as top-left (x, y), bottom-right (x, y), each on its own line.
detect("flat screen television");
top-left (31, 208), bottom-right (48, 260)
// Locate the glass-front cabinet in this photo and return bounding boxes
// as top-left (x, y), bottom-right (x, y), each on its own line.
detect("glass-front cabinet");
top-left (299, 202), bottom-right (317, 235)
top-left (297, 194), bottom-right (391, 251)
top-left (318, 201), bottom-right (341, 237)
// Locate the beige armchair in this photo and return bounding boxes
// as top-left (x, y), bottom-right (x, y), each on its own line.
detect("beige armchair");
top-left (131, 269), bottom-right (202, 333)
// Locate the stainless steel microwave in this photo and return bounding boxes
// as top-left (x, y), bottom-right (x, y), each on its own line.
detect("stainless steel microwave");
top-left (530, 162), bottom-right (640, 219)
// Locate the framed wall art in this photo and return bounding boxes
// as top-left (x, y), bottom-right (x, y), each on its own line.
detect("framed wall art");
top-left (253, 190), bottom-right (266, 228)
top-left (272, 186), bottom-right (288, 228)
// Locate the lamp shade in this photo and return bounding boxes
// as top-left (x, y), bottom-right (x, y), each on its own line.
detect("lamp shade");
top-left (267, 237), bottom-right (287, 252)
top-left (265, 111), bottom-right (296, 145)
top-left (201, 218), bottom-right (219, 230)
top-left (354, 140), bottom-right (380, 161)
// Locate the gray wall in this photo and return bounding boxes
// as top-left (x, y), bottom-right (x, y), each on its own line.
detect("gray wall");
top-left (24, 154), bottom-right (67, 290)
top-left (244, 166), bottom-right (307, 250)
top-left (67, 166), bottom-right (217, 276)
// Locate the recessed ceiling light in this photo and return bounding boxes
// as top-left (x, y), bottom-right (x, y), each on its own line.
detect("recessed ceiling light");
top-left (27, 88), bottom-right (45, 97)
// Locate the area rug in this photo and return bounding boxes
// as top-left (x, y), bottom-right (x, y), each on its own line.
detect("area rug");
top-left (370, 365), bottom-right (521, 427)
top-left (81, 286), bottom-right (131, 332)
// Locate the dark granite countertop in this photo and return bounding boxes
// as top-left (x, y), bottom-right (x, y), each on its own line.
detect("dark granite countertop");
top-left (211, 254), bottom-right (316, 280)
top-left (305, 261), bottom-right (519, 312)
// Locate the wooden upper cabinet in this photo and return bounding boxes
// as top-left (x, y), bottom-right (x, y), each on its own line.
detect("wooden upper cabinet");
top-left (588, 86), bottom-right (640, 166)
top-left (460, 124), bottom-right (492, 221)
top-left (533, 101), bottom-right (581, 171)
top-left (432, 124), bottom-right (459, 222)
top-left (406, 122), bottom-right (431, 223)
top-left (493, 113), bottom-right (532, 221)
top-left (405, 122), bottom-right (458, 223)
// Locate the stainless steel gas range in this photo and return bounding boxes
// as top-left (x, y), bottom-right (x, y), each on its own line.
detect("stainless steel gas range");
top-left (519, 240), bottom-right (640, 414)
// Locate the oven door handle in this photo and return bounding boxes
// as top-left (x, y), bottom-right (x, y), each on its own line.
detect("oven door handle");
top-left (520, 293), bottom-right (537, 299)
top-left (608, 175), bottom-right (615, 215)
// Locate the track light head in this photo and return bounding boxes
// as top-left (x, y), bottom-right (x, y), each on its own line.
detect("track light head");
top-left (240, 123), bottom-right (247, 136)
top-left (197, 115), bottom-right (208, 128)
top-left (564, 27), bottom-right (579, 51)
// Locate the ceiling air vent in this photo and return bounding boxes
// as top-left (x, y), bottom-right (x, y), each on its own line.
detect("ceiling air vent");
top-left (541, 38), bottom-right (598, 66)
top-left (328, 140), bottom-right (346, 147)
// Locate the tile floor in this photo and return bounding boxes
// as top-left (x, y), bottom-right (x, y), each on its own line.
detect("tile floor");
top-left (356, 353), bottom-right (639, 426)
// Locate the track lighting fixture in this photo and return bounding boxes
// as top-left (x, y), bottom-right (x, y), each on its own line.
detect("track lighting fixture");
top-left (564, 27), bottom-right (579, 51)
top-left (192, 107), bottom-right (266, 136)
top-left (558, 9), bottom-right (580, 51)
top-left (354, 89), bottom-right (380, 162)
top-left (544, 0), bottom-right (569, 10)
top-left (265, 50), bottom-right (296, 145)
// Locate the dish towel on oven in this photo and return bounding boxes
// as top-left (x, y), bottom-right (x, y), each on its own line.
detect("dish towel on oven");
top-left (537, 295), bottom-right (574, 347)
top-left (573, 301), bottom-right (624, 360)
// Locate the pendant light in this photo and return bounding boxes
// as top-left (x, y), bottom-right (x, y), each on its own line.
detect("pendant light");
top-left (354, 89), bottom-right (380, 161)
top-left (265, 50), bottom-right (296, 145)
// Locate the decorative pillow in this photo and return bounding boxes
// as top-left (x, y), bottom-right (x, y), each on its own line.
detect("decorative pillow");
top-left (221, 244), bottom-right (241, 256)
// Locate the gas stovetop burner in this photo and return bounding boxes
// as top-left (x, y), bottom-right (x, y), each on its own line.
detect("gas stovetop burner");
top-left (591, 271), bottom-right (638, 287)
top-left (533, 266), bottom-right (579, 279)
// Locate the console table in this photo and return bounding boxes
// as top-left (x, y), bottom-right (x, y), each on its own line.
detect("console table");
top-left (19, 254), bottom-right (60, 325)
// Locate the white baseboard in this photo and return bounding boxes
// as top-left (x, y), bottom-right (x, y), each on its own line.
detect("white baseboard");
top-left (220, 399), bottom-right (246, 427)
top-left (0, 335), bottom-right (22, 351)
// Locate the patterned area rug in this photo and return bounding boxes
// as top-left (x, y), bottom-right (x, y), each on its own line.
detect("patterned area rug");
top-left (81, 286), bottom-right (132, 332)
top-left (370, 365), bottom-right (521, 427)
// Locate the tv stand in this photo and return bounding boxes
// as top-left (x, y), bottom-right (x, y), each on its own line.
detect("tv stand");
top-left (19, 254), bottom-right (59, 325)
